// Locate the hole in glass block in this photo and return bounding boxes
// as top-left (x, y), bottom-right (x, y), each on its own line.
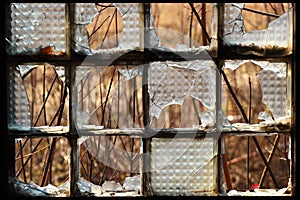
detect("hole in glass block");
top-left (152, 3), bottom-right (213, 48)
top-left (21, 64), bottom-right (68, 127)
top-left (14, 137), bottom-right (69, 196)
top-left (85, 3), bottom-right (123, 50)
top-left (75, 65), bottom-right (144, 130)
top-left (224, 135), bottom-right (290, 191)
top-left (149, 60), bottom-right (216, 128)
top-left (242, 3), bottom-right (292, 32)
top-left (79, 135), bottom-right (141, 195)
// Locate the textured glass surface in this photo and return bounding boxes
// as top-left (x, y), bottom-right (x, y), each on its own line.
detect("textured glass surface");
top-left (150, 137), bottom-right (217, 195)
top-left (149, 60), bottom-right (216, 127)
top-left (115, 3), bottom-right (140, 49)
top-left (8, 66), bottom-right (31, 131)
top-left (7, 3), bottom-right (66, 55)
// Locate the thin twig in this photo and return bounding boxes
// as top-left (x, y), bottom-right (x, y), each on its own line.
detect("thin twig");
top-left (252, 137), bottom-right (279, 188)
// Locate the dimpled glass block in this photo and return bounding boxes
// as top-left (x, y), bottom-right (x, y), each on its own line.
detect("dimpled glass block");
top-left (8, 66), bottom-right (31, 131)
top-left (256, 63), bottom-right (287, 120)
top-left (150, 137), bottom-right (217, 195)
top-left (7, 3), bottom-right (66, 55)
top-left (149, 60), bottom-right (216, 120)
top-left (114, 3), bottom-right (140, 49)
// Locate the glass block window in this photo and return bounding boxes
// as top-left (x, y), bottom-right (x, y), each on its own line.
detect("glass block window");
top-left (4, 2), bottom-right (295, 197)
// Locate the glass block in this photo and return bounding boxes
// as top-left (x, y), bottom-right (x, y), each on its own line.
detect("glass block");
top-left (223, 3), bottom-right (293, 56)
top-left (222, 60), bottom-right (289, 125)
top-left (224, 3), bottom-right (293, 56)
top-left (8, 64), bottom-right (68, 131)
top-left (80, 135), bottom-right (141, 192)
top-left (14, 137), bottom-right (69, 196)
top-left (149, 60), bottom-right (216, 128)
top-left (75, 65), bottom-right (144, 130)
top-left (150, 137), bottom-right (217, 195)
top-left (73, 3), bottom-right (142, 54)
top-left (7, 3), bottom-right (66, 55)
top-left (8, 66), bottom-right (31, 131)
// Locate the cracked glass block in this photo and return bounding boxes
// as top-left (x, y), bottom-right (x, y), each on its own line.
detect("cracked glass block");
top-left (80, 135), bottom-right (140, 189)
top-left (222, 60), bottom-right (289, 125)
top-left (256, 62), bottom-right (288, 121)
top-left (149, 60), bottom-right (216, 128)
top-left (74, 65), bottom-right (144, 130)
top-left (150, 137), bottom-right (217, 195)
top-left (223, 3), bottom-right (293, 56)
top-left (8, 64), bottom-right (68, 131)
top-left (8, 66), bottom-right (31, 131)
top-left (73, 3), bottom-right (144, 54)
top-left (6, 3), bottom-right (66, 55)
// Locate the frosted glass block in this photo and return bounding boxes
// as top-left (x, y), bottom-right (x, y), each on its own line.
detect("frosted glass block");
top-left (150, 137), bottom-right (217, 195)
top-left (8, 66), bottom-right (31, 131)
top-left (256, 63), bottom-right (287, 121)
top-left (7, 3), bottom-right (66, 55)
top-left (149, 60), bottom-right (216, 120)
